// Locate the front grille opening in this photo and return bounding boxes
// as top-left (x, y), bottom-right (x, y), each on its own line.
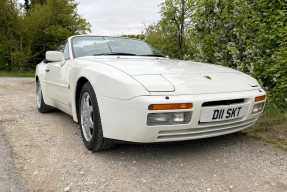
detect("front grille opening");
top-left (202, 98), bottom-right (245, 107)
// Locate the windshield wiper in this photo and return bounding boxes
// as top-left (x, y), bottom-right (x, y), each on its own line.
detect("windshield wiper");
top-left (94, 52), bottom-right (137, 56)
top-left (138, 54), bottom-right (165, 57)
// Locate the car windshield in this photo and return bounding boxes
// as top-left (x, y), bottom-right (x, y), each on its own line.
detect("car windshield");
top-left (71, 36), bottom-right (164, 58)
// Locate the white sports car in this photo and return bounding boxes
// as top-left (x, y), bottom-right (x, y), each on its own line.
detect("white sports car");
top-left (35, 35), bottom-right (266, 151)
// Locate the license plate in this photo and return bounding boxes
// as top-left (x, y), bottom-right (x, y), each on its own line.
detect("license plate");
top-left (200, 104), bottom-right (249, 122)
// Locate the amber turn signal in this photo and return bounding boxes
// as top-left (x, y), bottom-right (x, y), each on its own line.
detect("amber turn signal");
top-left (148, 103), bottom-right (193, 110)
top-left (255, 95), bottom-right (266, 102)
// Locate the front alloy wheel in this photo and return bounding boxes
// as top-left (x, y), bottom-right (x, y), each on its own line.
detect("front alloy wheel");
top-left (80, 92), bottom-right (94, 142)
top-left (79, 82), bottom-right (114, 151)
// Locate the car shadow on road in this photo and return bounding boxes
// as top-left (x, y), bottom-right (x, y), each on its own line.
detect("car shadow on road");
top-left (54, 111), bottom-right (257, 162)
top-left (96, 133), bottom-right (253, 162)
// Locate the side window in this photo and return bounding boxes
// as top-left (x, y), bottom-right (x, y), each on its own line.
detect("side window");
top-left (64, 43), bottom-right (70, 60)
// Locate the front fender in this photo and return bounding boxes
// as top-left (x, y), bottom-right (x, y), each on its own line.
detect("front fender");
top-left (70, 61), bottom-right (149, 122)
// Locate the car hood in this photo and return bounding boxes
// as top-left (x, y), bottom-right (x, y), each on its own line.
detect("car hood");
top-left (78, 56), bottom-right (260, 94)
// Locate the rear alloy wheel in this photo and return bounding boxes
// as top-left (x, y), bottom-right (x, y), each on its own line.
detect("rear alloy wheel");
top-left (79, 82), bottom-right (114, 151)
top-left (36, 81), bottom-right (51, 113)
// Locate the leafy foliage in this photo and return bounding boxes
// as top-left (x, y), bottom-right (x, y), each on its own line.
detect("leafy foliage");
top-left (145, 0), bottom-right (194, 59)
top-left (0, 0), bottom-right (90, 71)
top-left (0, 0), bottom-right (22, 70)
top-left (145, 0), bottom-right (287, 110)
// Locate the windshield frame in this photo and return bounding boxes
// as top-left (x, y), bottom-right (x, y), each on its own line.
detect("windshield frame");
top-left (70, 35), bottom-right (164, 58)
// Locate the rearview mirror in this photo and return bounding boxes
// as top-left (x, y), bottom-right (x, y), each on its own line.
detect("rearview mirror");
top-left (46, 51), bottom-right (64, 62)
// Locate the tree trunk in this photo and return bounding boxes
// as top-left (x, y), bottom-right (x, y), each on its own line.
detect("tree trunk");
top-left (178, 0), bottom-right (185, 59)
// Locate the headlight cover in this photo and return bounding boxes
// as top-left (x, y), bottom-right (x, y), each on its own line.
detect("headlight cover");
top-left (134, 75), bottom-right (175, 92)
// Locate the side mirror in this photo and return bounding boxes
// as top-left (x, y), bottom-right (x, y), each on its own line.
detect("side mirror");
top-left (45, 51), bottom-right (64, 62)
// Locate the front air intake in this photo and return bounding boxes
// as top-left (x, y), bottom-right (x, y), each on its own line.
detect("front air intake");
top-left (202, 99), bottom-right (245, 107)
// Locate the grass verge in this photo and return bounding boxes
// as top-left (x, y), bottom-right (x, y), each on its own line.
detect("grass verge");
top-left (0, 71), bottom-right (34, 77)
top-left (245, 106), bottom-right (287, 150)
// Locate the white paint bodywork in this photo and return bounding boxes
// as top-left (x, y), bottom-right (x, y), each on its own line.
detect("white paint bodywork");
top-left (36, 35), bottom-right (266, 143)
top-left (45, 51), bottom-right (64, 62)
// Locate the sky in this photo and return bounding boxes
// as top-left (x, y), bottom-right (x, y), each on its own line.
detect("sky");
top-left (77, 0), bottom-right (163, 35)
top-left (18, 0), bottom-right (163, 35)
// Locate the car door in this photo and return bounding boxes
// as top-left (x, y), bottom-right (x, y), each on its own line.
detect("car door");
top-left (45, 42), bottom-right (72, 111)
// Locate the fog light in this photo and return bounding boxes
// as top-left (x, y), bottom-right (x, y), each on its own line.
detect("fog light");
top-left (173, 113), bottom-right (185, 122)
top-left (252, 102), bottom-right (265, 114)
top-left (147, 112), bottom-right (191, 126)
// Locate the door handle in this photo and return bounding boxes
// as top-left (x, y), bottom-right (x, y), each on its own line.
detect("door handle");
top-left (45, 69), bottom-right (50, 72)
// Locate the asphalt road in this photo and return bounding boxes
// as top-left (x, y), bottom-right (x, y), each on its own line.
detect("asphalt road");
top-left (0, 78), bottom-right (287, 192)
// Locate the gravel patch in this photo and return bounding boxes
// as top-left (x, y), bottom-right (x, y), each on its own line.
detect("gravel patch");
top-left (0, 78), bottom-right (286, 192)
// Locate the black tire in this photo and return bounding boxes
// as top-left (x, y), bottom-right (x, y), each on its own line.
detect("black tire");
top-left (78, 82), bottom-right (115, 152)
top-left (36, 81), bottom-right (52, 113)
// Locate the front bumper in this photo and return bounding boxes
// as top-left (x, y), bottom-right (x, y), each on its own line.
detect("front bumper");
top-left (99, 89), bottom-right (265, 143)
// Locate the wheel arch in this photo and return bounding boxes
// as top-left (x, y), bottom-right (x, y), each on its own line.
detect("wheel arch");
top-left (74, 77), bottom-right (90, 121)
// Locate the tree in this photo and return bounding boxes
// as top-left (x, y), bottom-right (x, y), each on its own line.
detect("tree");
top-left (24, 0), bottom-right (90, 65)
top-left (0, 0), bottom-right (90, 71)
top-left (0, 0), bottom-right (24, 70)
top-left (145, 0), bottom-right (287, 109)
top-left (191, 0), bottom-right (287, 108)
top-left (145, 0), bottom-right (194, 59)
